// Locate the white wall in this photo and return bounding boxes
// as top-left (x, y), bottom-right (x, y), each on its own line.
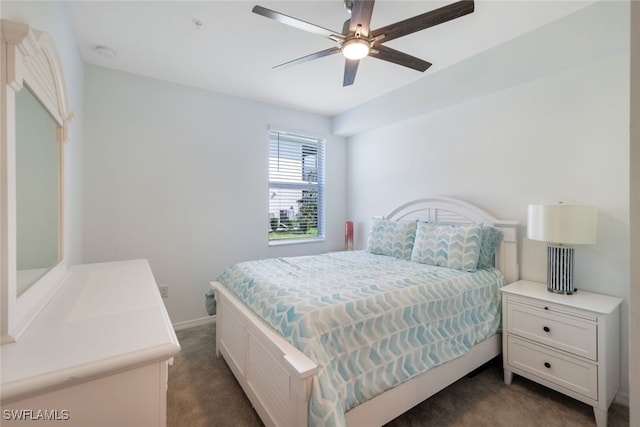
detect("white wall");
top-left (2, 1), bottom-right (85, 267)
top-left (83, 65), bottom-right (347, 325)
top-left (345, 1), bottom-right (630, 402)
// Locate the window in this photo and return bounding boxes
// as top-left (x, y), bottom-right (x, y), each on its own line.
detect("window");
top-left (268, 130), bottom-right (325, 243)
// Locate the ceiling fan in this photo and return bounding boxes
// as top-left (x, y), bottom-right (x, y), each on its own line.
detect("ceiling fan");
top-left (252, 0), bottom-right (475, 86)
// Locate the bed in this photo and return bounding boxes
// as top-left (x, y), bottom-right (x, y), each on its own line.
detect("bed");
top-left (211, 197), bottom-right (519, 427)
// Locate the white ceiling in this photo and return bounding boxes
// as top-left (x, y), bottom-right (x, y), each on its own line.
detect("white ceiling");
top-left (67, 1), bottom-right (596, 116)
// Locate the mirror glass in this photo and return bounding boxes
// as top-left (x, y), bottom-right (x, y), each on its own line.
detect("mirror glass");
top-left (15, 86), bottom-right (61, 296)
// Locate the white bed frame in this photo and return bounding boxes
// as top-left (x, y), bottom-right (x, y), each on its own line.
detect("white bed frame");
top-left (211, 197), bottom-right (519, 427)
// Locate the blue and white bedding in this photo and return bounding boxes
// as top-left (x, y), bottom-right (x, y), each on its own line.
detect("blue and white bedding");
top-left (217, 250), bottom-right (506, 427)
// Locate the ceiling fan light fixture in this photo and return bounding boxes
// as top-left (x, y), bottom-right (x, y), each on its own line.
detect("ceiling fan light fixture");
top-left (342, 38), bottom-right (369, 60)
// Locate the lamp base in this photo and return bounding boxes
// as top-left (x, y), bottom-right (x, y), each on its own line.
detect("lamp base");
top-left (547, 245), bottom-right (576, 294)
top-left (548, 286), bottom-right (577, 295)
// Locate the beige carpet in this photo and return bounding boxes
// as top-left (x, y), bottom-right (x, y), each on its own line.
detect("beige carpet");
top-left (167, 323), bottom-right (629, 427)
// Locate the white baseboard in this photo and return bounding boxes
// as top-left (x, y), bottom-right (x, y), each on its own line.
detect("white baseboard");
top-left (173, 315), bottom-right (216, 331)
top-left (614, 390), bottom-right (630, 407)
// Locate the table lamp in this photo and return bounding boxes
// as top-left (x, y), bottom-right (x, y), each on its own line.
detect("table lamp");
top-left (527, 204), bottom-right (598, 294)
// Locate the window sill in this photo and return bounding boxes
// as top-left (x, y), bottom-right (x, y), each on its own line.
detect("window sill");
top-left (268, 237), bottom-right (325, 247)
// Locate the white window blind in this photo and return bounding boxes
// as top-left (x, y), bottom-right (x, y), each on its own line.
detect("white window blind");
top-left (268, 130), bottom-right (325, 243)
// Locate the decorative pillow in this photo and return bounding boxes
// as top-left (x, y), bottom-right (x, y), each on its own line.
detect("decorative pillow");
top-left (411, 222), bottom-right (483, 272)
top-left (367, 218), bottom-right (417, 260)
top-left (477, 226), bottom-right (503, 269)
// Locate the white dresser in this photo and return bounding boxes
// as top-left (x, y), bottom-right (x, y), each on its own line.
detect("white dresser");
top-left (501, 280), bottom-right (622, 427)
top-left (1, 260), bottom-right (181, 426)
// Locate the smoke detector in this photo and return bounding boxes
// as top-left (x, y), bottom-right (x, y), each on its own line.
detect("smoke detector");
top-left (94, 46), bottom-right (117, 59)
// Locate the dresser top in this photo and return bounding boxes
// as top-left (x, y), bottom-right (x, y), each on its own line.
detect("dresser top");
top-left (501, 280), bottom-right (623, 314)
top-left (1, 259), bottom-right (181, 403)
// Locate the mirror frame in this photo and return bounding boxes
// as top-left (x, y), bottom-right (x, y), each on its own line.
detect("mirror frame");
top-left (1, 20), bottom-right (74, 343)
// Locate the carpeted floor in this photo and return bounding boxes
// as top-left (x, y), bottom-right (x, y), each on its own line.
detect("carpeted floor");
top-left (167, 323), bottom-right (629, 427)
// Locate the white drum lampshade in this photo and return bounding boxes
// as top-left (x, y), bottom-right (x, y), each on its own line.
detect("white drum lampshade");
top-left (527, 204), bottom-right (598, 294)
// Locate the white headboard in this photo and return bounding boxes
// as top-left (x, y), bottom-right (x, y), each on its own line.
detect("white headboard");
top-left (385, 197), bottom-right (519, 283)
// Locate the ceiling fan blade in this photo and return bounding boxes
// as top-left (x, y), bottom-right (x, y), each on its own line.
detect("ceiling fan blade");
top-left (370, 45), bottom-right (432, 72)
top-left (349, 0), bottom-right (375, 37)
top-left (343, 59), bottom-right (360, 86)
top-left (273, 47), bottom-right (341, 70)
top-left (252, 5), bottom-right (340, 40)
top-left (342, 19), bottom-right (350, 35)
top-left (370, 0), bottom-right (474, 44)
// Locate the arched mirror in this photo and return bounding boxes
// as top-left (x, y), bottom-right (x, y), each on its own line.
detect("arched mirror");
top-left (1, 20), bottom-right (73, 342)
top-left (16, 86), bottom-right (62, 295)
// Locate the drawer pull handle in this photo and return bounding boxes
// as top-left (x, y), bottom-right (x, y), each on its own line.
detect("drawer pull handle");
top-left (543, 326), bottom-right (550, 333)
top-left (544, 362), bottom-right (551, 369)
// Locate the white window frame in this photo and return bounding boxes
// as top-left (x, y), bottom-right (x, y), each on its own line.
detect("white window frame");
top-left (268, 129), bottom-right (325, 245)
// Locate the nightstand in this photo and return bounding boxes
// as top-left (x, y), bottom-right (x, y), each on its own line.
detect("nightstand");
top-left (500, 280), bottom-right (622, 427)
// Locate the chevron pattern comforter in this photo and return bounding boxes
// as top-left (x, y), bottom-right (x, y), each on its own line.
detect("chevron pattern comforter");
top-left (217, 251), bottom-right (506, 427)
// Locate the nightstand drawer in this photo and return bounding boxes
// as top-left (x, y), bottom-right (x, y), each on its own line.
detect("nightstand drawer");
top-left (507, 336), bottom-right (598, 400)
top-left (507, 301), bottom-right (597, 360)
